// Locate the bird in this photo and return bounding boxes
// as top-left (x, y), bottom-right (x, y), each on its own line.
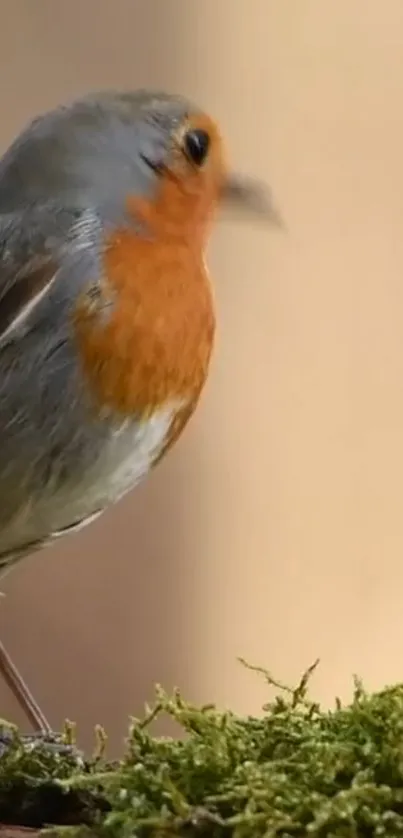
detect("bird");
top-left (0, 88), bottom-right (282, 742)
top-left (0, 88), bottom-right (281, 576)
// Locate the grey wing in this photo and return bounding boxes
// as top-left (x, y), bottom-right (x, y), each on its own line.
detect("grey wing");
top-left (0, 213), bottom-right (65, 567)
top-left (0, 203), bottom-right (96, 347)
top-left (0, 206), bottom-right (108, 568)
top-left (0, 217), bottom-right (59, 348)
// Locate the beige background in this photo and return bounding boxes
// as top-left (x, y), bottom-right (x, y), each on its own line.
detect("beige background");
top-left (1, 0), bottom-right (403, 754)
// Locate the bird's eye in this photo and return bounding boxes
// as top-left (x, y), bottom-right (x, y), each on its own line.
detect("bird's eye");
top-left (183, 128), bottom-right (210, 167)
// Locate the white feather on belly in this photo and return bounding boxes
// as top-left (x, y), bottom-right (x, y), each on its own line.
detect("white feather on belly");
top-left (0, 398), bottom-right (185, 562)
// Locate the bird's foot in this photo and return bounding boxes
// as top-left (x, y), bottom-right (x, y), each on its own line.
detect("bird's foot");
top-left (0, 726), bottom-right (84, 764)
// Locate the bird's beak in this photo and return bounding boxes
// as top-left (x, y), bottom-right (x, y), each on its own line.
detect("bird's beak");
top-left (221, 173), bottom-right (284, 228)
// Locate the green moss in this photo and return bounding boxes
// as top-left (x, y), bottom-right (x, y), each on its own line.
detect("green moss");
top-left (3, 660), bottom-right (403, 836)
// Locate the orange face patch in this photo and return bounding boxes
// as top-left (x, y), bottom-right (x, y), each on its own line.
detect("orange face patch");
top-left (73, 110), bottom-right (224, 449)
top-left (73, 220), bottom-right (215, 427)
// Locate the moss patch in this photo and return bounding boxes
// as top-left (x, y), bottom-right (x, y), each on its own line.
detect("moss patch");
top-left (2, 660), bottom-right (403, 836)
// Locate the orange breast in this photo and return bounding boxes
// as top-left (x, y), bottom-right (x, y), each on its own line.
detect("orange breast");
top-left (73, 222), bottom-right (216, 442)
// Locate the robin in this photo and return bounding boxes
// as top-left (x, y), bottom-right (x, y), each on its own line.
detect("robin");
top-left (0, 88), bottom-right (282, 747)
top-left (0, 88), bottom-right (281, 574)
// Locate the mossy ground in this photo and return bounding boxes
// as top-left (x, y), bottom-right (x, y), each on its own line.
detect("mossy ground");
top-left (2, 660), bottom-right (403, 837)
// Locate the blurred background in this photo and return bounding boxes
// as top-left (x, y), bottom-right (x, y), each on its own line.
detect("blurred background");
top-left (1, 0), bottom-right (403, 754)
